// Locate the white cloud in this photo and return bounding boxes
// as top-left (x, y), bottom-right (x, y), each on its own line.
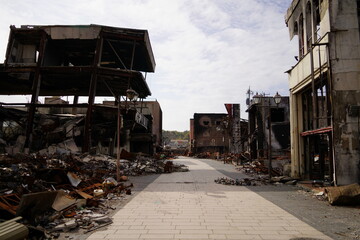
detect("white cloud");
top-left (0, 0), bottom-right (297, 131)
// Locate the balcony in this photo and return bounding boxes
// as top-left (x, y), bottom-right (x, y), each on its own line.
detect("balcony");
top-left (288, 34), bottom-right (329, 93)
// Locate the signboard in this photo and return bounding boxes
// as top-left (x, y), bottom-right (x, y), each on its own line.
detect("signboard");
top-left (135, 111), bottom-right (148, 129)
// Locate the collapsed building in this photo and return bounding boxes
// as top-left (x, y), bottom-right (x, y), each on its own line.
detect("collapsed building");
top-left (0, 24), bottom-right (160, 155)
top-left (285, 0), bottom-right (360, 185)
top-left (246, 95), bottom-right (290, 171)
top-left (190, 104), bottom-right (248, 155)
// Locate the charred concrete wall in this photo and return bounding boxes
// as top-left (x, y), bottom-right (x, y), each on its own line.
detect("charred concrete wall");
top-left (286, 0), bottom-right (360, 184)
top-left (135, 100), bottom-right (163, 150)
top-left (193, 113), bottom-right (230, 154)
top-left (247, 97), bottom-right (290, 160)
top-left (190, 119), bottom-right (194, 152)
top-left (330, 0), bottom-right (360, 185)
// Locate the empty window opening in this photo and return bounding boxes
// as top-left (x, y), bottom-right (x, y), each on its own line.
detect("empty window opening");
top-left (301, 76), bottom-right (330, 131)
top-left (314, 0), bottom-right (321, 40)
top-left (306, 1), bottom-right (313, 50)
top-left (271, 108), bottom-right (285, 122)
top-left (299, 14), bottom-right (305, 58)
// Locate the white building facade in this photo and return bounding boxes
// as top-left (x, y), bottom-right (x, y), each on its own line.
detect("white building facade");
top-left (285, 0), bottom-right (360, 185)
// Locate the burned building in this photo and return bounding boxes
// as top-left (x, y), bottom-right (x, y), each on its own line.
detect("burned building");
top-left (190, 104), bottom-right (248, 155)
top-left (135, 100), bottom-right (162, 152)
top-left (224, 104), bottom-right (248, 154)
top-left (285, 0), bottom-right (360, 184)
top-left (247, 95), bottom-right (290, 168)
top-left (191, 113), bottom-right (231, 154)
top-left (0, 24), bottom-right (157, 155)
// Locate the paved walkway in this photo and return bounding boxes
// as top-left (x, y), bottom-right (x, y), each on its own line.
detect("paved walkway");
top-left (87, 157), bottom-right (332, 240)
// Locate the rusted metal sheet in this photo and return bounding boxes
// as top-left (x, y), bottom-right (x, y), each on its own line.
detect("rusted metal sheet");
top-left (300, 126), bottom-right (332, 136)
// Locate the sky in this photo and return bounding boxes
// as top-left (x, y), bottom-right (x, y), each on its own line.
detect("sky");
top-left (0, 0), bottom-right (297, 131)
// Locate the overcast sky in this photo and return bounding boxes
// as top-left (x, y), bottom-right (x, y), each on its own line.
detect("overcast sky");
top-left (0, 0), bottom-right (297, 131)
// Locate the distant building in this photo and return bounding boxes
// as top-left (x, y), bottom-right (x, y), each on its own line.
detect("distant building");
top-left (285, 0), bottom-right (360, 184)
top-left (190, 113), bottom-right (230, 154)
top-left (246, 96), bottom-right (290, 167)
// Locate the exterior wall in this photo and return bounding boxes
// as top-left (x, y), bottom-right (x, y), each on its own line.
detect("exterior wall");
top-left (240, 120), bottom-right (249, 153)
top-left (190, 118), bottom-right (194, 152)
top-left (286, 0), bottom-right (360, 184)
top-left (193, 113), bottom-right (230, 154)
top-left (247, 97), bottom-right (291, 160)
top-left (329, 0), bottom-right (360, 185)
top-left (225, 104), bottom-right (242, 153)
top-left (290, 93), bottom-right (305, 178)
top-left (138, 101), bottom-right (163, 149)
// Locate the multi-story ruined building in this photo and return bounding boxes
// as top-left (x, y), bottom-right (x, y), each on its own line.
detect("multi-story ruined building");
top-left (190, 105), bottom-right (248, 155)
top-left (191, 113), bottom-right (231, 154)
top-left (247, 96), bottom-right (290, 168)
top-left (0, 24), bottom-right (156, 155)
top-left (285, 0), bottom-right (360, 185)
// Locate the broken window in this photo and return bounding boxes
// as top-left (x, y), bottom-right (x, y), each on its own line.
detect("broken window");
top-left (314, 0), bottom-right (321, 41)
top-left (302, 73), bottom-right (330, 131)
top-left (271, 108), bottom-right (285, 122)
top-left (8, 41), bottom-right (37, 65)
top-left (317, 81), bottom-right (329, 128)
top-left (306, 1), bottom-right (313, 51)
top-left (304, 133), bottom-right (332, 181)
top-left (43, 39), bottom-right (97, 66)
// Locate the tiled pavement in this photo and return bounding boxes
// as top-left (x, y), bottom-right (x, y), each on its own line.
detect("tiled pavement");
top-left (87, 157), bottom-right (332, 240)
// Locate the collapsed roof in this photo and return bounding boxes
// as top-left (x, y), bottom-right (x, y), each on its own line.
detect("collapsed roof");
top-left (0, 24), bottom-right (156, 98)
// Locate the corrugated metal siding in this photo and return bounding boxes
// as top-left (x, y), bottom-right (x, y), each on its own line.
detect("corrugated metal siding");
top-left (0, 217), bottom-right (28, 240)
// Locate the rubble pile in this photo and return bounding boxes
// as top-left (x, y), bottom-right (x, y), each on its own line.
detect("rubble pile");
top-left (195, 152), bottom-right (249, 164)
top-left (121, 155), bottom-right (189, 175)
top-left (214, 177), bottom-right (265, 186)
top-left (237, 161), bottom-right (281, 176)
top-left (0, 151), bottom-right (189, 238)
top-left (222, 161), bottom-right (297, 186)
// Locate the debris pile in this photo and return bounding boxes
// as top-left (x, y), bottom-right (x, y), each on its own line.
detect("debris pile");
top-left (237, 161), bottom-right (281, 176)
top-left (214, 177), bottom-right (265, 186)
top-left (225, 161), bottom-right (297, 186)
top-left (120, 155), bottom-right (189, 175)
top-left (0, 151), bottom-right (188, 238)
top-left (270, 176), bottom-right (297, 185)
top-left (195, 152), bottom-right (250, 164)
